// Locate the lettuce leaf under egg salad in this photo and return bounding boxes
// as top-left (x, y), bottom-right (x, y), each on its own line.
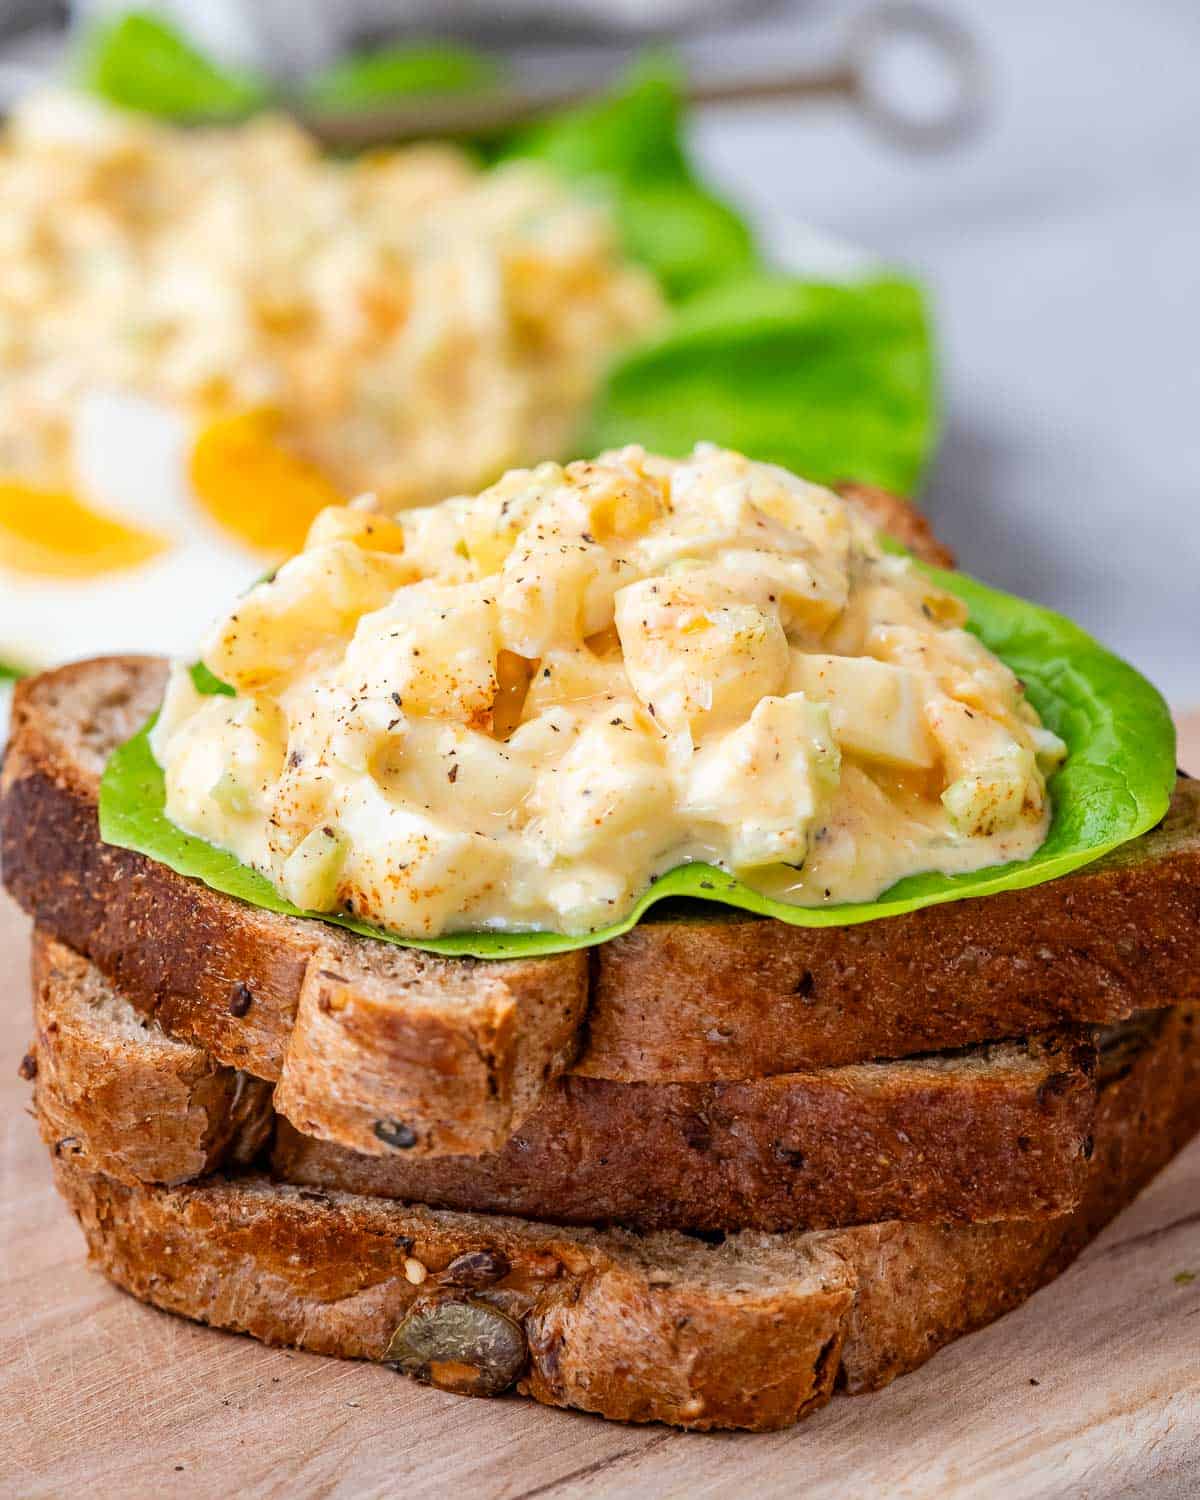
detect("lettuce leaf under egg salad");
top-left (78, 24), bottom-right (936, 498)
top-left (99, 559), bottom-right (1176, 959)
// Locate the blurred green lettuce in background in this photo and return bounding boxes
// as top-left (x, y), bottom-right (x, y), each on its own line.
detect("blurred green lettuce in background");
top-left (306, 43), bottom-right (502, 111)
top-left (78, 10), bottom-right (500, 120)
top-left (507, 64), bottom-right (936, 495)
top-left (77, 11), bottom-right (268, 119)
top-left (583, 274), bottom-right (934, 495)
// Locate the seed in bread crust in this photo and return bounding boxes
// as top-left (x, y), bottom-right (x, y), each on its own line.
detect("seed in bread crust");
top-left (386, 1298), bottom-right (528, 1397)
top-left (374, 1118), bottom-right (418, 1149)
top-left (441, 1249), bottom-right (512, 1289)
top-left (228, 983), bottom-right (254, 1018)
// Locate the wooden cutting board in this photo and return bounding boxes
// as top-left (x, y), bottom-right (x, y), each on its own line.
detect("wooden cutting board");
top-left (2, 717), bottom-right (1198, 1500)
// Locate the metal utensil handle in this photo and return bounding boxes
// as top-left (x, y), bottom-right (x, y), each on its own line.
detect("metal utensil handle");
top-left (845, 2), bottom-right (990, 150)
top-left (298, 2), bottom-right (989, 153)
top-left (690, 3), bottom-right (988, 150)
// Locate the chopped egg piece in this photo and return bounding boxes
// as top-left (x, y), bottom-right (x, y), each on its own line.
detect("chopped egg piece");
top-left (616, 579), bottom-right (790, 735)
top-left (787, 655), bottom-right (935, 769)
top-left (343, 581), bottom-right (500, 728)
top-left (682, 694), bottom-right (841, 869)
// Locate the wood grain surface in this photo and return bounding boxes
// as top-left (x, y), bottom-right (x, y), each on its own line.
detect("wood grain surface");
top-left (2, 714), bottom-right (1198, 1500)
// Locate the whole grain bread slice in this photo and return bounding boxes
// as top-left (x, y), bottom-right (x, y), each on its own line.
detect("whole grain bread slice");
top-left (48, 999), bottom-right (1200, 1431)
top-left (271, 1032), bottom-right (1095, 1230)
top-left (578, 805), bottom-right (1200, 1078)
top-left (52, 1161), bottom-right (856, 1431)
top-left (29, 935), bottom-right (275, 1187)
top-left (30, 930), bottom-right (1097, 1230)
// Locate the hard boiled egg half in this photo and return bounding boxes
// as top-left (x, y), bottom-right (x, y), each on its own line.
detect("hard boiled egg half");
top-left (0, 392), bottom-right (344, 734)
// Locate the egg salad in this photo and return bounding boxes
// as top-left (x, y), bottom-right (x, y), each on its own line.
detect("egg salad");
top-left (0, 89), bottom-right (662, 683)
top-left (150, 445), bottom-right (1067, 939)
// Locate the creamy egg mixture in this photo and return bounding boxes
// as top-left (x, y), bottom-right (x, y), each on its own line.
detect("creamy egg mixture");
top-left (151, 446), bottom-right (1066, 938)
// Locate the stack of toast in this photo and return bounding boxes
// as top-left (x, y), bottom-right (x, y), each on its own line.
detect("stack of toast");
top-left (4, 494), bottom-right (1200, 1433)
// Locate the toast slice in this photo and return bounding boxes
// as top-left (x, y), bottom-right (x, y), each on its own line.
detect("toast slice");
top-left (6, 656), bottom-right (1200, 1131)
top-left (31, 932), bottom-right (1097, 1230)
top-left (53, 1160), bottom-right (858, 1431)
top-left (30, 934), bottom-right (275, 1188)
top-left (46, 998), bottom-right (1200, 1431)
top-left (271, 1033), bottom-right (1095, 1230)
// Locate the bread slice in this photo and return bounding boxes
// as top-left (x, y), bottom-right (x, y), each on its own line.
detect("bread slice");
top-left (271, 1029), bottom-right (1095, 1230)
top-left (46, 1000), bottom-right (1200, 1431)
top-left (30, 931), bottom-right (1098, 1230)
top-left (52, 1160), bottom-right (857, 1431)
top-left (578, 789), bottom-right (1200, 1078)
top-left (6, 656), bottom-right (1199, 1119)
top-left (30, 935), bottom-right (274, 1187)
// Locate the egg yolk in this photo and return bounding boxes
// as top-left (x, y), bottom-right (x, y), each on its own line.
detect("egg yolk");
top-left (0, 482), bottom-right (165, 578)
top-left (190, 410), bottom-right (345, 557)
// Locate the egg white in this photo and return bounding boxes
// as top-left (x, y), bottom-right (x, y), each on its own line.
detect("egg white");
top-left (0, 390), bottom-right (270, 676)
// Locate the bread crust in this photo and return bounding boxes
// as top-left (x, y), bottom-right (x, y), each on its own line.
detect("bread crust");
top-left (832, 1003), bottom-right (1200, 1392)
top-left (272, 934), bottom-right (583, 1158)
top-left (580, 801), bottom-right (1200, 1075)
top-left (51, 1163), bottom-right (857, 1432)
top-left (838, 481), bottom-right (956, 566)
top-left (31, 937), bottom-right (274, 1186)
top-left (49, 1001), bottom-right (1200, 1430)
top-left (31, 930), bottom-right (1097, 1230)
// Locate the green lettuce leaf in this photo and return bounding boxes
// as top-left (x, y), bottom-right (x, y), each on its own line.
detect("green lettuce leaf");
top-left (188, 661), bottom-right (234, 696)
top-left (98, 564), bottom-right (1175, 959)
top-left (305, 44), bottom-right (502, 110)
top-left (77, 11), bottom-right (267, 119)
top-left (0, 662), bottom-right (25, 682)
top-left (78, 14), bottom-right (496, 119)
top-left (583, 274), bottom-right (936, 497)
